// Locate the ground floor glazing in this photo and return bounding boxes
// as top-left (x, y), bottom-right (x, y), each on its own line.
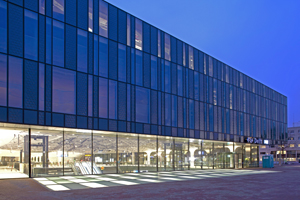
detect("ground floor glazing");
top-left (0, 123), bottom-right (259, 179)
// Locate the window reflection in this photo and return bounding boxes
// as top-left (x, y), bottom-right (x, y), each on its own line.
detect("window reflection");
top-left (52, 67), bottom-right (76, 114)
top-left (39, 0), bottom-right (45, 15)
top-left (164, 34), bottom-right (171, 61)
top-left (189, 46), bottom-right (194, 70)
top-left (157, 30), bottom-right (161, 57)
top-left (99, 37), bottom-right (108, 77)
top-left (99, 77), bottom-right (108, 118)
top-left (150, 56), bottom-right (157, 90)
top-left (127, 14), bottom-right (131, 46)
top-left (53, 20), bottom-right (64, 67)
top-left (118, 44), bottom-right (126, 82)
top-left (46, 18), bottom-right (52, 64)
top-left (8, 56), bottom-right (23, 108)
top-left (109, 80), bottom-right (117, 119)
top-left (99, 0), bottom-right (108, 37)
top-left (88, 0), bottom-right (93, 32)
top-left (53, 0), bottom-right (64, 22)
top-left (135, 19), bottom-right (143, 50)
top-left (39, 64), bottom-right (45, 111)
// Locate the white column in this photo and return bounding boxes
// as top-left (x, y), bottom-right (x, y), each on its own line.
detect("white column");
top-left (189, 147), bottom-right (198, 168)
top-left (146, 152), bottom-right (151, 165)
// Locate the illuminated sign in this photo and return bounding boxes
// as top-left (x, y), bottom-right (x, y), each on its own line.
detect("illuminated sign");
top-left (245, 137), bottom-right (262, 144)
top-left (85, 154), bottom-right (92, 157)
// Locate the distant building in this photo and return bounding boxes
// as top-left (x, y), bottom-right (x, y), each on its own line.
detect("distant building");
top-left (260, 126), bottom-right (300, 162)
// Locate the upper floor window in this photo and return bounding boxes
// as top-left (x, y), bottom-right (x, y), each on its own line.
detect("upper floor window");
top-left (157, 30), bottom-right (161, 57)
top-left (88, 0), bottom-right (93, 32)
top-left (53, 0), bottom-right (64, 22)
top-left (52, 67), bottom-right (76, 114)
top-left (24, 10), bottom-right (38, 61)
top-left (135, 18), bottom-right (143, 50)
top-left (99, 0), bottom-right (108, 37)
top-left (0, 54), bottom-right (7, 106)
top-left (183, 44), bottom-right (186, 67)
top-left (164, 34), bottom-right (171, 61)
top-left (52, 20), bottom-right (64, 67)
top-left (77, 29), bottom-right (88, 73)
top-left (0, 1), bottom-right (7, 53)
top-left (127, 14), bottom-right (130, 46)
top-left (39, 0), bottom-right (45, 15)
top-left (189, 46), bottom-right (194, 70)
top-left (136, 87), bottom-right (150, 124)
top-left (290, 144), bottom-right (294, 148)
top-left (8, 56), bottom-right (23, 108)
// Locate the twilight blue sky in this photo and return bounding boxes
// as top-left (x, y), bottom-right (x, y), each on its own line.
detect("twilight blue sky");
top-left (107, 0), bottom-right (300, 127)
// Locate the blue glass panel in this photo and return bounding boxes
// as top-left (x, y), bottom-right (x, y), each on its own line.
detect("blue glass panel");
top-left (135, 86), bottom-right (150, 123)
top-left (109, 80), bottom-right (117, 119)
top-left (99, 0), bottom-right (108, 37)
top-left (118, 44), bottom-right (126, 82)
top-left (165, 93), bottom-right (171, 126)
top-left (158, 92), bottom-right (161, 125)
top-left (99, 37), bottom-right (108, 77)
top-left (127, 84), bottom-right (131, 121)
top-left (93, 35), bottom-right (98, 75)
top-left (151, 56), bottom-right (157, 90)
top-left (39, 63), bottom-right (45, 110)
top-left (53, 0), bottom-right (64, 22)
top-left (0, 1), bottom-right (7, 53)
top-left (99, 77), bottom-right (108, 118)
top-left (24, 10), bottom-right (38, 61)
top-left (194, 71), bottom-right (199, 100)
top-left (8, 56), bottom-right (23, 108)
top-left (52, 67), bottom-right (76, 114)
top-left (39, 0), bottom-right (45, 14)
top-left (53, 20), bottom-right (64, 67)
top-left (46, 17), bottom-right (52, 64)
top-left (77, 29), bottom-right (88, 72)
top-left (88, 75), bottom-right (93, 116)
top-left (0, 54), bottom-right (7, 106)
top-left (177, 65), bottom-right (183, 96)
top-left (164, 61), bottom-right (171, 93)
top-left (189, 99), bottom-right (195, 129)
top-left (172, 95), bottom-right (177, 127)
top-left (135, 50), bottom-right (143, 86)
top-left (131, 48), bottom-right (135, 84)
top-left (161, 60), bottom-right (164, 91)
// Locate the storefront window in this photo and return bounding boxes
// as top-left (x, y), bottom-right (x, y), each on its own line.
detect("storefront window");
top-left (118, 134), bottom-right (138, 173)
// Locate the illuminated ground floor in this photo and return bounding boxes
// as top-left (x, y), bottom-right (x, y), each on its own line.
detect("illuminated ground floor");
top-left (0, 123), bottom-right (259, 179)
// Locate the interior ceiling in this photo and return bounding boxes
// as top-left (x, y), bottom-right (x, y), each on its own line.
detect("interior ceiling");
top-left (1, 130), bottom-right (241, 154)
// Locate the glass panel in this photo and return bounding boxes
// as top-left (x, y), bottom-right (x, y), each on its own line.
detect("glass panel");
top-left (39, 0), bottom-right (45, 15)
top-left (135, 18), bottom-right (142, 50)
top-left (172, 95), bottom-right (177, 127)
top-left (109, 80), bottom-right (117, 119)
top-left (0, 54), bottom-right (7, 106)
top-left (46, 18), bottom-right (52, 64)
top-left (0, 1), bottom-right (7, 53)
top-left (31, 129), bottom-right (63, 177)
top-left (39, 63), bottom-right (45, 111)
top-left (234, 143), bottom-right (243, 169)
top-left (99, 37), bottom-right (108, 77)
top-left (93, 131), bottom-right (116, 174)
top-left (139, 135), bottom-right (157, 172)
top-left (164, 34), bottom-right (170, 61)
top-left (189, 139), bottom-right (202, 170)
top-left (135, 50), bottom-right (143, 86)
top-left (157, 30), bottom-right (161, 57)
top-left (77, 29), bottom-right (88, 73)
top-left (158, 136), bottom-right (173, 171)
top-left (150, 56), bottom-right (157, 90)
top-left (165, 94), bottom-right (171, 126)
top-left (53, 0), bottom-right (64, 22)
top-left (24, 10), bottom-right (38, 61)
top-left (99, 0), bottom-right (108, 37)
top-left (118, 133), bottom-right (138, 173)
top-left (64, 130), bottom-right (92, 175)
top-left (99, 77), bottom-right (108, 118)
top-left (88, 0), bottom-right (93, 32)
top-left (52, 67), bottom-right (76, 114)
top-left (189, 46), bottom-right (194, 69)
top-left (202, 141), bottom-right (213, 169)
top-left (174, 138), bottom-right (189, 170)
top-left (88, 75), bottom-right (93, 116)
top-left (127, 84), bottom-right (131, 121)
top-left (164, 61), bottom-right (171, 93)
top-left (213, 142), bottom-right (224, 169)
top-left (189, 99), bottom-right (195, 129)
top-left (0, 127), bottom-right (29, 179)
top-left (94, 35), bottom-right (98, 75)
top-left (177, 65), bottom-right (183, 96)
top-left (118, 44), bottom-right (126, 82)
top-left (136, 86), bottom-right (150, 124)
top-left (183, 44), bottom-right (186, 67)
top-left (8, 56), bottom-right (23, 108)
top-left (224, 142), bottom-right (234, 169)
top-left (126, 14), bottom-right (130, 46)
top-left (52, 20), bottom-right (64, 67)
top-left (244, 144), bottom-right (251, 168)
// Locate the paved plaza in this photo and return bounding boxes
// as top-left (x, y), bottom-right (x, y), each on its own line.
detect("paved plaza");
top-left (0, 165), bottom-right (300, 200)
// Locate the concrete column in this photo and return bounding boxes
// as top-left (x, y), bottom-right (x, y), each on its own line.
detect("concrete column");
top-left (189, 147), bottom-right (198, 168)
top-left (146, 152), bottom-right (151, 165)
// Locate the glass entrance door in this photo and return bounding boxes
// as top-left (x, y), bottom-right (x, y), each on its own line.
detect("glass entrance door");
top-left (235, 153), bottom-right (243, 169)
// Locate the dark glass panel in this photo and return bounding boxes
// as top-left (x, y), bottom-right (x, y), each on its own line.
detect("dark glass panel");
top-left (135, 50), bottom-right (143, 86)
top-left (53, 20), bottom-right (64, 67)
top-left (118, 44), bottom-right (126, 82)
top-left (53, 0), bottom-right (64, 22)
top-left (39, 63), bottom-right (45, 111)
top-left (0, 54), bottom-right (7, 106)
top-left (99, 37), bottom-right (108, 77)
top-left (136, 86), bottom-right (150, 123)
top-left (0, 1), bottom-right (7, 53)
top-left (77, 29), bottom-right (88, 73)
top-left (24, 10), bottom-right (38, 61)
top-left (99, 77), bottom-right (108, 118)
top-left (151, 56), bottom-right (157, 90)
top-left (8, 56), bottom-right (23, 108)
top-left (109, 80), bottom-right (117, 119)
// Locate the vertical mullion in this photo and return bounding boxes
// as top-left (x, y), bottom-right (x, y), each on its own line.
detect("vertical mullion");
top-left (201, 141), bottom-right (203, 170)
top-left (63, 130), bottom-right (64, 175)
top-left (156, 136), bottom-right (158, 172)
top-left (188, 140), bottom-right (190, 170)
top-left (91, 131), bottom-right (93, 174)
top-left (172, 138), bottom-right (175, 171)
top-left (212, 142), bottom-right (214, 169)
top-left (28, 128), bottom-right (31, 178)
top-left (137, 135), bottom-right (140, 173)
top-left (116, 134), bottom-right (118, 173)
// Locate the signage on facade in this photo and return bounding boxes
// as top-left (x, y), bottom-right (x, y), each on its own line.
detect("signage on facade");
top-left (245, 137), bottom-right (262, 144)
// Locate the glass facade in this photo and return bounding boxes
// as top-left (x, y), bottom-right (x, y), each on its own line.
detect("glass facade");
top-left (0, 0), bottom-right (287, 178)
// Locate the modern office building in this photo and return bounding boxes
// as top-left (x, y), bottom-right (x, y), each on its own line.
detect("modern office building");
top-left (0, 0), bottom-right (287, 179)
top-left (260, 126), bottom-right (300, 162)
